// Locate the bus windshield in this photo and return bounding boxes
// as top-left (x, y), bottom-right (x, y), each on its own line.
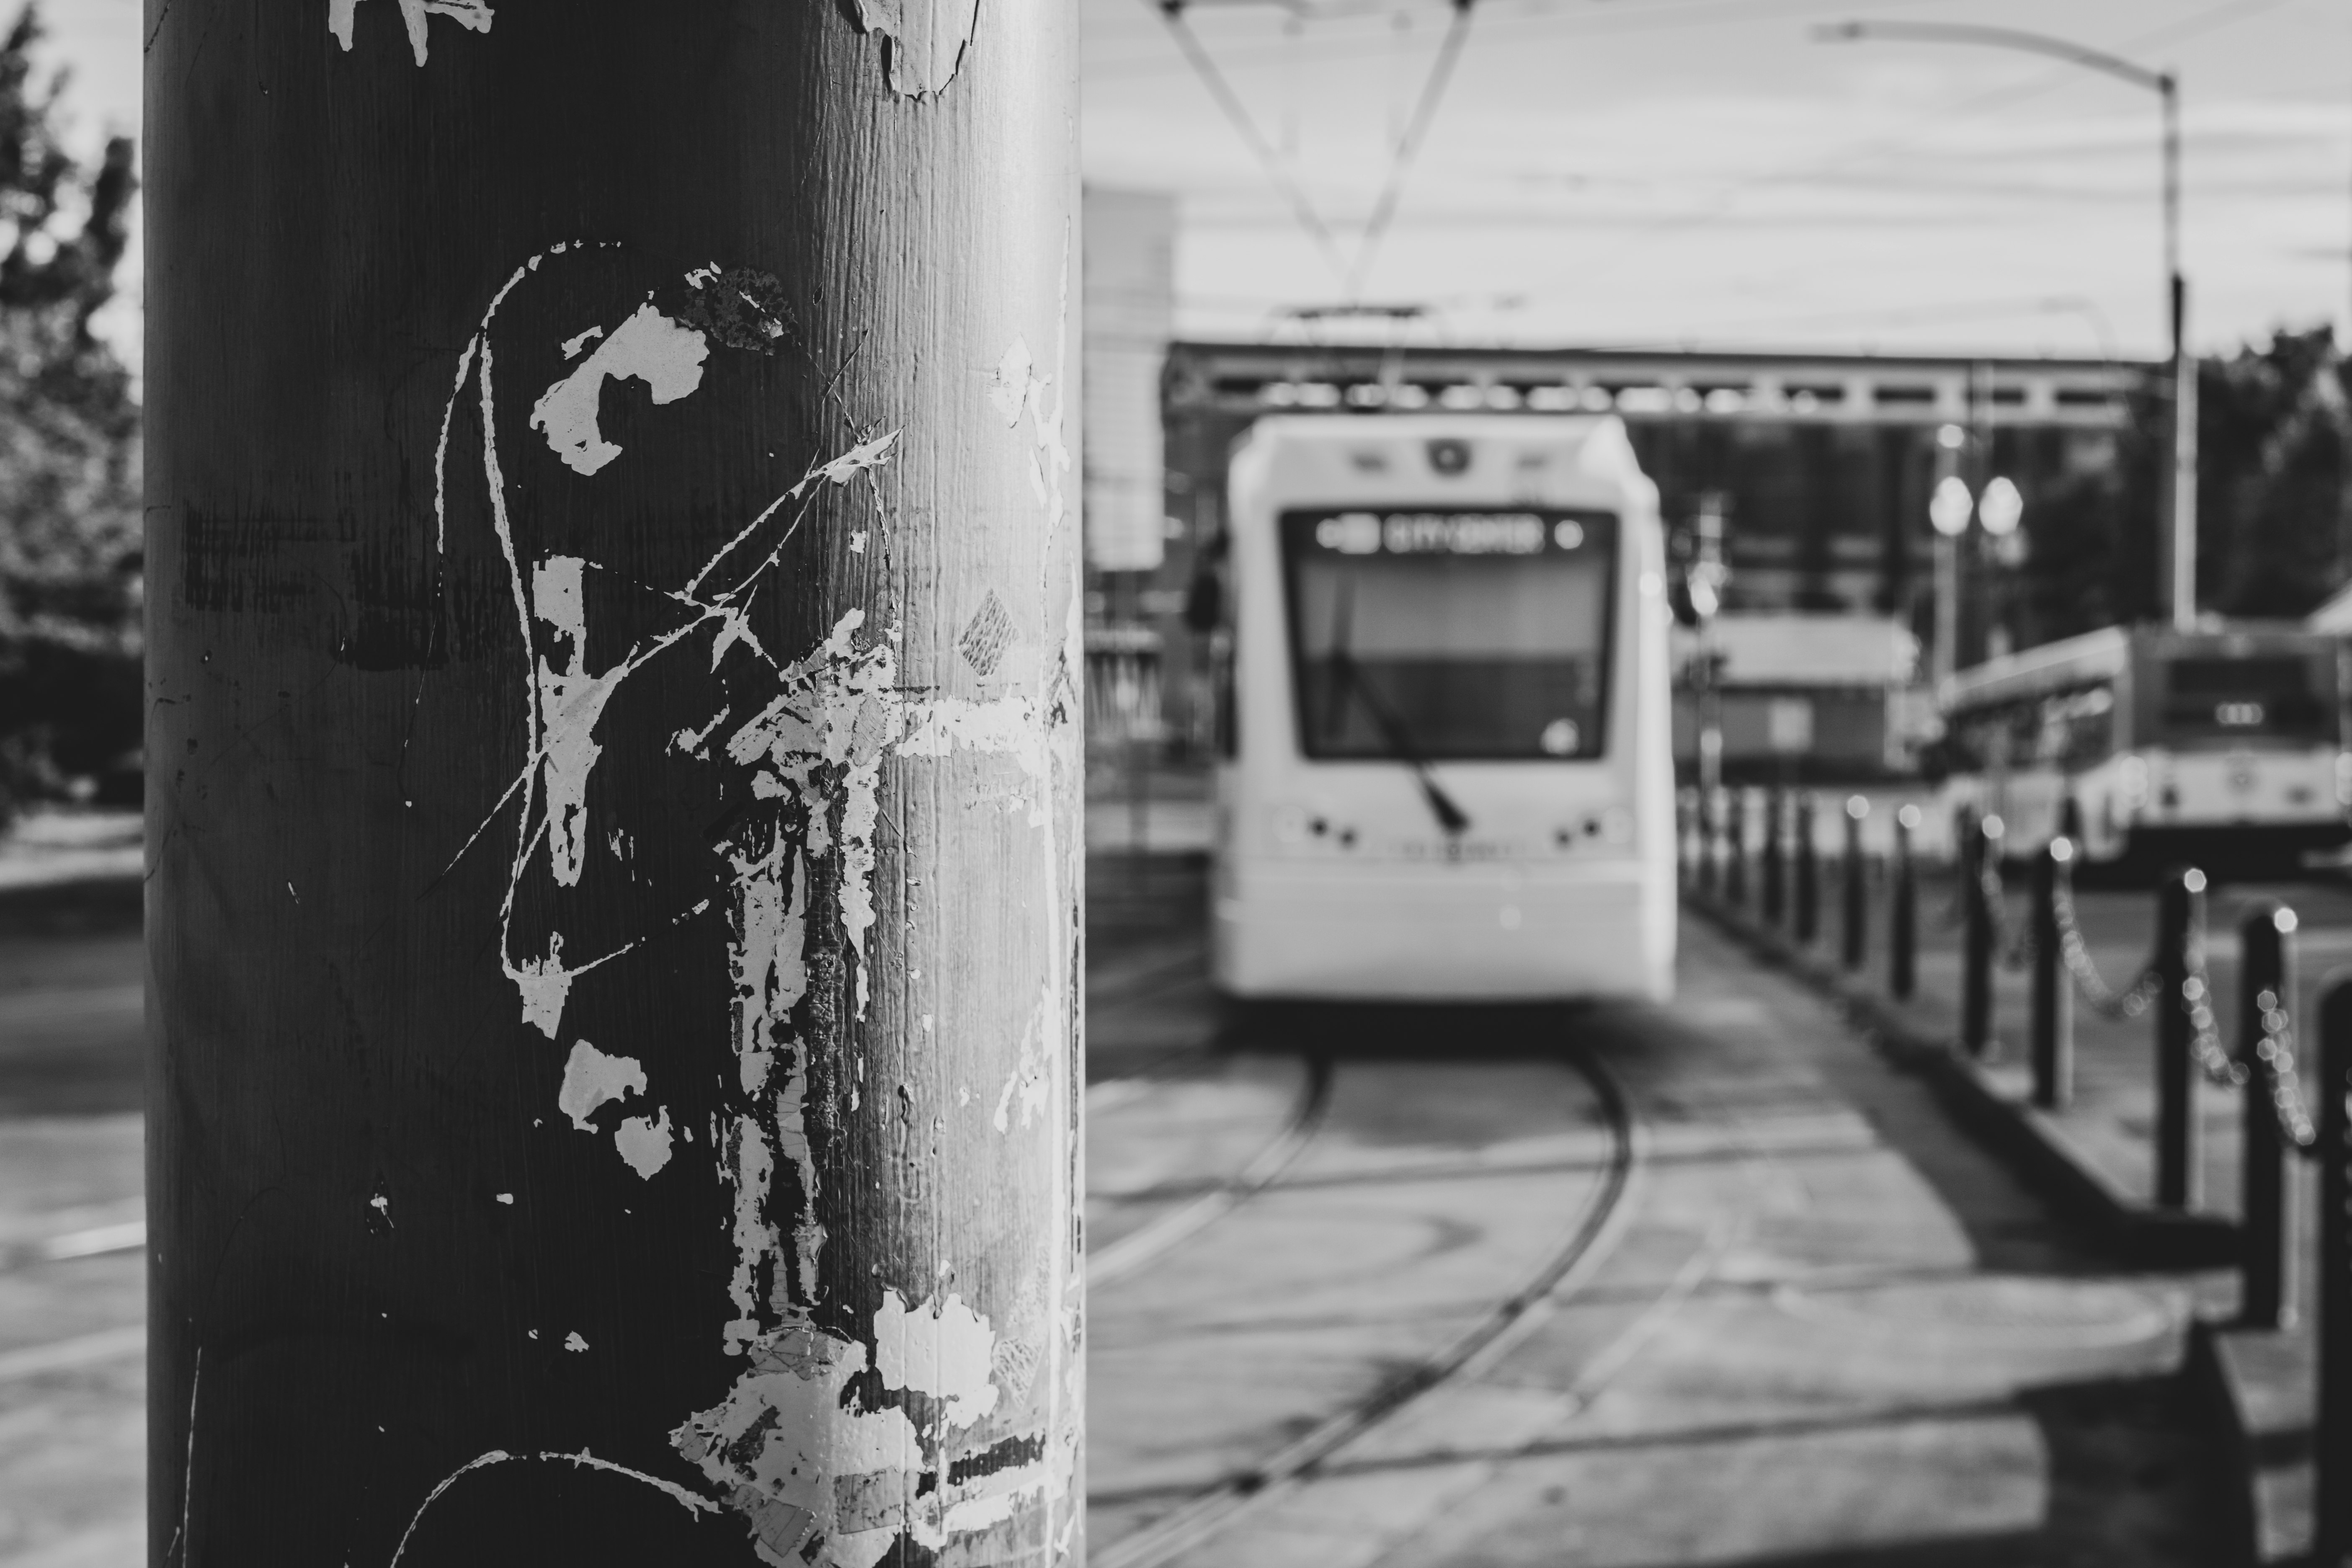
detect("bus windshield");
top-left (2158, 654), bottom-right (2333, 745)
top-left (1283, 508), bottom-right (1617, 761)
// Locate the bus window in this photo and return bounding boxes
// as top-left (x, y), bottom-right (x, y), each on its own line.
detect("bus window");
top-left (2161, 656), bottom-right (2329, 743)
top-left (1282, 509), bottom-right (1617, 761)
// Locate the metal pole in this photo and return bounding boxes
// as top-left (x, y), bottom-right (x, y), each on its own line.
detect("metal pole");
top-left (1932, 437), bottom-right (1962, 687)
top-left (1794, 791), bottom-right (1820, 945)
top-left (1962, 814), bottom-right (2001, 1057)
top-left (1892, 803), bottom-right (1919, 999)
top-left (2238, 902), bottom-right (2297, 1331)
top-left (1763, 787), bottom-right (1787, 928)
top-left (2164, 72), bottom-right (2198, 631)
top-left (1698, 787), bottom-right (1720, 898)
top-left (1841, 794), bottom-right (1869, 971)
top-left (2316, 974), bottom-right (2352, 1564)
top-left (2031, 837), bottom-right (2074, 1110)
top-left (2156, 867), bottom-right (2207, 1210)
top-left (147, 10), bottom-right (1084, 1560)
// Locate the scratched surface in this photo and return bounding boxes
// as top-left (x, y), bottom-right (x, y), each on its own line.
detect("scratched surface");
top-left (145, 0), bottom-right (1083, 1561)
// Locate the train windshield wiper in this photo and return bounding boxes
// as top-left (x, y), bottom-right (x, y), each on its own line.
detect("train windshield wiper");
top-left (1325, 583), bottom-right (1471, 837)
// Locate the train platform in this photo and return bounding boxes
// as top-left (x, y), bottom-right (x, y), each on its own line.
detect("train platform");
top-left (1694, 861), bottom-right (2352, 1563)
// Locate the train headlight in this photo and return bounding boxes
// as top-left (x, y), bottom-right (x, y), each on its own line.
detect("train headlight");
top-left (1601, 806), bottom-right (1633, 844)
top-left (1272, 806), bottom-right (1308, 844)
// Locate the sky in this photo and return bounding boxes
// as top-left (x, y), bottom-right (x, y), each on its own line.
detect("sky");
top-left (21, 0), bottom-right (2352, 364)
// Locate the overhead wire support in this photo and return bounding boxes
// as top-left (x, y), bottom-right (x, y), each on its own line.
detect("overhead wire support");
top-left (1157, 0), bottom-right (1353, 279)
top-left (1346, 0), bottom-right (1479, 300)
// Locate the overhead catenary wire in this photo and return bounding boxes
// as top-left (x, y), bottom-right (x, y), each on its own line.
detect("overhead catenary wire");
top-left (1155, 0), bottom-right (1353, 279)
top-left (1345, 0), bottom-right (1479, 299)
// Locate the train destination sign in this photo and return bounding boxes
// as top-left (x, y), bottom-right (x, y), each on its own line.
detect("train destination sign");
top-left (1298, 509), bottom-right (1607, 558)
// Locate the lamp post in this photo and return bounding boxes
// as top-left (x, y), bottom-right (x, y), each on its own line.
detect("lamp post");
top-left (1928, 435), bottom-right (1973, 685)
top-left (1817, 21), bottom-right (2194, 630)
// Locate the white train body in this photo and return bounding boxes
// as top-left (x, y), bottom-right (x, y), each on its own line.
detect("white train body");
top-left (1211, 415), bottom-right (1676, 1002)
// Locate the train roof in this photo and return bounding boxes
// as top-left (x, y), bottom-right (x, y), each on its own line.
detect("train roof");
top-left (1938, 621), bottom-right (2324, 714)
top-left (1229, 413), bottom-right (1653, 510)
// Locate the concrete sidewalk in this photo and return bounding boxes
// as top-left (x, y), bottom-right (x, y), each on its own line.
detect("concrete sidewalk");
top-left (1693, 866), bottom-right (2339, 1563)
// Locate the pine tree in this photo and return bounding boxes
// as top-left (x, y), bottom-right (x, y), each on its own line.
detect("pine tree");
top-left (0, 1), bottom-right (139, 815)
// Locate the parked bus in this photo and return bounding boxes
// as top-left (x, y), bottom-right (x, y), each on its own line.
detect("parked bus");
top-left (1937, 623), bottom-right (2351, 870)
top-left (1210, 414), bottom-right (1676, 1001)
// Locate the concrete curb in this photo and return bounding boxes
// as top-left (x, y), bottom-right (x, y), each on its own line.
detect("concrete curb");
top-left (1686, 889), bottom-right (2239, 1270)
top-left (2185, 1315), bottom-right (2312, 1567)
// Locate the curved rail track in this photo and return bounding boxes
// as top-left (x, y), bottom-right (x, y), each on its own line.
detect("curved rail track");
top-left (1086, 1054), bottom-right (1333, 1290)
top-left (1091, 1049), bottom-right (1643, 1568)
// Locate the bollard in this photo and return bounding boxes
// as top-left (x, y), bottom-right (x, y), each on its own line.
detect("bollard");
top-left (1697, 787), bottom-right (1720, 898)
top-left (2030, 837), bottom-right (2074, 1110)
top-left (2238, 902), bottom-right (2298, 1331)
top-left (1841, 795), bottom-right (1868, 971)
top-left (1676, 789), bottom-right (1693, 888)
top-left (1794, 792), bottom-right (1820, 945)
top-left (1890, 804), bottom-right (1919, 1000)
top-left (1727, 788), bottom-right (1749, 908)
top-left (1961, 814), bottom-right (2003, 1058)
top-left (2154, 866), bottom-right (2208, 1212)
top-left (2316, 976), bottom-right (2352, 1565)
top-left (1762, 787), bottom-right (1787, 927)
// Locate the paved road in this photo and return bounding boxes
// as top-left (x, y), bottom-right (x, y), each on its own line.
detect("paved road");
top-left (0, 854), bottom-right (2259, 1566)
top-left (0, 917), bottom-right (144, 1568)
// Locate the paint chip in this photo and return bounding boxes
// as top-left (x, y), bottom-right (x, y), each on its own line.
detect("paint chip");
top-left (874, 1287), bottom-right (1000, 1426)
top-left (851, 0), bottom-right (982, 98)
top-left (557, 1041), bottom-right (646, 1131)
top-left (496, 1193), bottom-right (514, 1205)
top-left (615, 1109), bottom-right (675, 1180)
top-left (529, 303), bottom-right (710, 476)
top-left (564, 1332), bottom-right (588, 1352)
top-left (988, 338), bottom-right (1033, 426)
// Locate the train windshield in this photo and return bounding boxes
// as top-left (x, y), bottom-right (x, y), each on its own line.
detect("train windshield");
top-left (1282, 508), bottom-right (1617, 761)
top-left (2156, 653), bottom-right (2334, 745)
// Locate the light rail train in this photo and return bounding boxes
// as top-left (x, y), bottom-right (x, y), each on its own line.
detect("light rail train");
top-left (1937, 622), bottom-right (2352, 870)
top-left (1208, 414), bottom-right (1676, 1001)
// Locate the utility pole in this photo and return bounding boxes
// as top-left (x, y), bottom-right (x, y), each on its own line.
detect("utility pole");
top-left (2162, 72), bottom-right (2198, 630)
top-left (147, 5), bottom-right (1082, 1565)
top-left (1816, 21), bottom-right (2196, 627)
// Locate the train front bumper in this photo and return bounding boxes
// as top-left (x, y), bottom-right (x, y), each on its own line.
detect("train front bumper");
top-left (1212, 857), bottom-right (1675, 1003)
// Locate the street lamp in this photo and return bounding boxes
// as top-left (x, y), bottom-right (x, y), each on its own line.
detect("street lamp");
top-left (1816, 20), bottom-right (2195, 631)
top-left (1978, 475), bottom-right (2024, 538)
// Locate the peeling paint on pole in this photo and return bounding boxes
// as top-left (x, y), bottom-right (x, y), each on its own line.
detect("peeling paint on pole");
top-left (151, 0), bottom-right (1082, 1561)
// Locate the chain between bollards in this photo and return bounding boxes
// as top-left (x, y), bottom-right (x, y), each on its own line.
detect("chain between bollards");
top-left (1890, 803), bottom-right (1918, 1000)
top-left (1840, 795), bottom-right (1867, 972)
top-left (2030, 836), bottom-right (2073, 1111)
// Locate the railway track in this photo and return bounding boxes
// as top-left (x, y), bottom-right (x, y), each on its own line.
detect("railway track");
top-left (1091, 1048), bottom-right (1642, 1568)
top-left (1087, 1054), bottom-right (1333, 1290)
